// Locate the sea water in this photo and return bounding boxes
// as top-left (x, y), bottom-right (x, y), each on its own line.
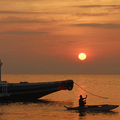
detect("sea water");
top-left (0, 74), bottom-right (120, 120)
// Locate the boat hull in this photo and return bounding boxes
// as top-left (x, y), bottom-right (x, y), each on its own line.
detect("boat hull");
top-left (0, 80), bottom-right (73, 102)
top-left (64, 104), bottom-right (119, 112)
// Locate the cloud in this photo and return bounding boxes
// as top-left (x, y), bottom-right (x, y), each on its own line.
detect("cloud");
top-left (0, 10), bottom-right (61, 15)
top-left (75, 5), bottom-right (120, 9)
top-left (0, 31), bottom-right (48, 34)
top-left (75, 13), bottom-right (109, 16)
top-left (0, 16), bottom-right (49, 23)
top-left (0, 20), bottom-right (48, 23)
top-left (74, 23), bottom-right (120, 29)
top-left (0, 11), bottom-right (24, 14)
top-left (0, 16), bottom-right (48, 23)
top-left (0, 11), bottom-right (62, 23)
top-left (73, 5), bottom-right (120, 16)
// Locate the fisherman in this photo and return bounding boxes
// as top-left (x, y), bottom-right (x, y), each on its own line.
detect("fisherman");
top-left (79, 95), bottom-right (87, 107)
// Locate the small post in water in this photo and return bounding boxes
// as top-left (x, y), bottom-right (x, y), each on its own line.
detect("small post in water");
top-left (0, 59), bottom-right (2, 82)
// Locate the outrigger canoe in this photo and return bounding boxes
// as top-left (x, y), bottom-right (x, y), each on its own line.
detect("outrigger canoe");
top-left (64, 104), bottom-right (119, 112)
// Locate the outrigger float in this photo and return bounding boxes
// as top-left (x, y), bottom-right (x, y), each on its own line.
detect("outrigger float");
top-left (0, 60), bottom-right (74, 102)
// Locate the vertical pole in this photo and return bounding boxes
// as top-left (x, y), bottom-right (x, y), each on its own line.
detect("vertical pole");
top-left (0, 59), bottom-right (2, 82)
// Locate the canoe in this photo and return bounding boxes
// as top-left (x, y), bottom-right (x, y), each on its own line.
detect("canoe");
top-left (64, 104), bottom-right (119, 112)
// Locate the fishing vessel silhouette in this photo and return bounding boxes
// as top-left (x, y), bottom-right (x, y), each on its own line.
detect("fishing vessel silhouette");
top-left (0, 60), bottom-right (73, 101)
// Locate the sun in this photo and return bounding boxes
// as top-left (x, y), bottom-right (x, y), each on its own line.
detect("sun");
top-left (78, 53), bottom-right (87, 61)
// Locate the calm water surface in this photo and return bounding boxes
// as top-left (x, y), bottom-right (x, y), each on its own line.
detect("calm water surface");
top-left (0, 74), bottom-right (120, 120)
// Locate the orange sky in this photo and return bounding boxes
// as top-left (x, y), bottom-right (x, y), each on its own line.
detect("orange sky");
top-left (0, 0), bottom-right (120, 74)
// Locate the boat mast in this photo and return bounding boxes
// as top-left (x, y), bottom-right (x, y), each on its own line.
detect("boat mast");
top-left (0, 59), bottom-right (2, 82)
